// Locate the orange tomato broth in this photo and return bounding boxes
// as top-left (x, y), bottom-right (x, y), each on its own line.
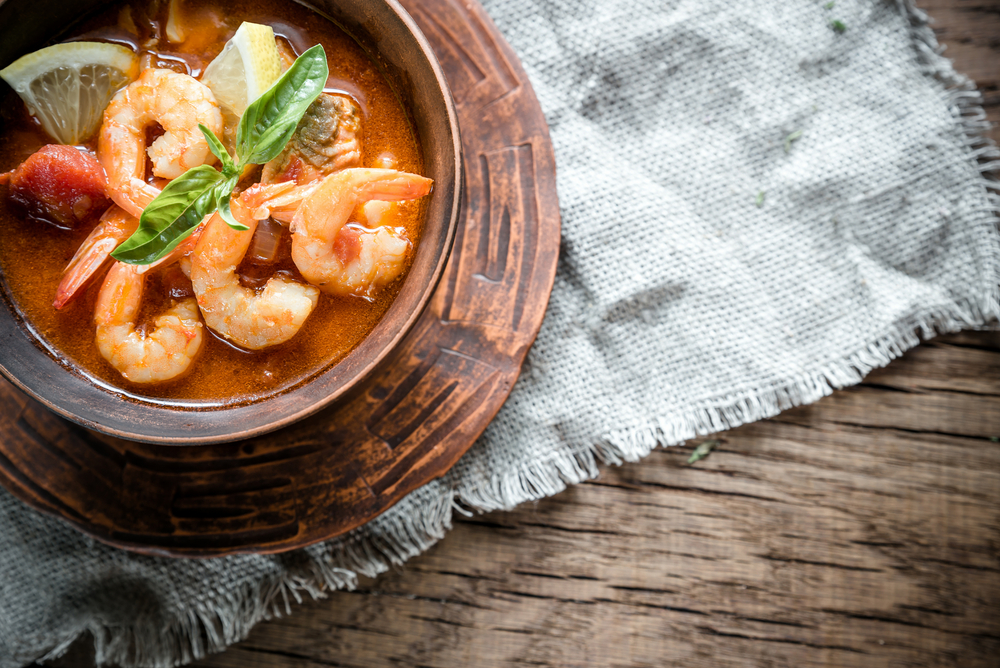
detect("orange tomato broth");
top-left (0, 0), bottom-right (425, 405)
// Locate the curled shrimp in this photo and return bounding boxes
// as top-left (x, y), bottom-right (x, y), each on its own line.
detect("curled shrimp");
top-left (288, 168), bottom-right (433, 298)
top-left (98, 68), bottom-right (223, 218)
top-left (54, 205), bottom-right (138, 309)
top-left (94, 261), bottom-right (204, 384)
top-left (190, 194), bottom-right (319, 350)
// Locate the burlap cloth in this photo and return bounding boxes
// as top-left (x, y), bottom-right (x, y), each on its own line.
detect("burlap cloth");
top-left (3, 0), bottom-right (998, 665)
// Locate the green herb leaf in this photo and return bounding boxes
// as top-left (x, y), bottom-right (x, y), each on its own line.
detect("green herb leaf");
top-left (113, 46), bottom-right (329, 264)
top-left (112, 165), bottom-right (224, 264)
top-left (215, 175), bottom-right (245, 230)
top-left (830, 19), bottom-right (847, 33)
top-left (783, 129), bottom-right (803, 154)
top-left (991, 437), bottom-right (999, 443)
top-left (200, 123), bottom-right (237, 177)
top-left (755, 191), bottom-right (765, 207)
top-left (824, 1), bottom-right (834, 9)
top-left (687, 439), bottom-right (720, 465)
top-left (237, 44), bottom-right (328, 166)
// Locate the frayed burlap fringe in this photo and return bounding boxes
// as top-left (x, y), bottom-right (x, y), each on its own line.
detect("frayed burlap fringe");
top-left (35, 490), bottom-right (457, 668)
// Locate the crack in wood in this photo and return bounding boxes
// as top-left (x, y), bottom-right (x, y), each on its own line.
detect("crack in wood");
top-left (484, 626), bottom-right (536, 635)
top-left (359, 589), bottom-right (493, 611)
top-left (455, 517), bottom-right (518, 531)
top-left (408, 614), bottom-right (467, 628)
top-left (812, 609), bottom-right (1000, 639)
top-left (897, 604), bottom-right (959, 617)
top-left (237, 645), bottom-right (353, 667)
top-left (922, 557), bottom-right (1000, 573)
top-left (421, 568), bottom-right (503, 582)
top-left (726, 616), bottom-right (813, 630)
top-left (934, 339), bottom-right (1000, 353)
top-left (495, 589), bottom-right (599, 605)
top-left (510, 569), bottom-right (599, 581)
top-left (592, 598), bottom-right (712, 616)
top-left (858, 381), bottom-right (923, 395)
top-left (822, 419), bottom-right (996, 442)
top-left (864, 381), bottom-right (1000, 399)
top-left (608, 585), bottom-right (680, 595)
top-left (516, 521), bottom-right (623, 536)
top-left (757, 555), bottom-right (885, 572)
top-left (630, 479), bottom-right (795, 505)
top-left (696, 627), bottom-right (869, 654)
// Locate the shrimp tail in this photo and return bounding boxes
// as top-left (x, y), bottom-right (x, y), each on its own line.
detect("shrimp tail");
top-left (54, 235), bottom-right (119, 309)
top-left (54, 205), bottom-right (139, 309)
top-left (362, 171), bottom-right (433, 201)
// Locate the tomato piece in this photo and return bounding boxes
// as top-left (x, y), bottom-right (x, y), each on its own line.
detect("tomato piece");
top-left (5, 145), bottom-right (111, 228)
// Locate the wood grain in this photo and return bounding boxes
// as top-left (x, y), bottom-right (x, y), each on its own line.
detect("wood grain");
top-left (40, 0), bottom-right (1000, 665)
top-left (176, 333), bottom-right (998, 667)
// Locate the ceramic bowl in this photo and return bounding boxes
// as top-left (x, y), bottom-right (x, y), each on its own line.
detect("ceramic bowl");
top-left (0, 0), bottom-right (461, 444)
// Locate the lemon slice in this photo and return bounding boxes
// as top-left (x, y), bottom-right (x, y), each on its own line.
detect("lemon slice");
top-left (201, 22), bottom-right (283, 119)
top-left (0, 42), bottom-right (139, 145)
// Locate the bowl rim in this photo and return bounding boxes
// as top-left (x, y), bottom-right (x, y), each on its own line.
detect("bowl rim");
top-left (0, 0), bottom-right (463, 445)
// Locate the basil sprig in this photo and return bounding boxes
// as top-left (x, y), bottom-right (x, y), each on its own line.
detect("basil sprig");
top-left (112, 44), bottom-right (329, 265)
top-left (111, 166), bottom-right (225, 263)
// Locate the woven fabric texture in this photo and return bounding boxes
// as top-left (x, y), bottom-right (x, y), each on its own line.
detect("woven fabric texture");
top-left (2, 0), bottom-right (998, 665)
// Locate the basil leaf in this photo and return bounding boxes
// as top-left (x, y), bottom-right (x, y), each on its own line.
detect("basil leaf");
top-left (217, 191), bottom-right (240, 229)
top-left (112, 166), bottom-right (224, 265)
top-left (215, 175), bottom-right (246, 230)
top-left (200, 123), bottom-right (237, 177)
top-left (687, 439), bottom-right (719, 465)
top-left (237, 44), bottom-right (327, 166)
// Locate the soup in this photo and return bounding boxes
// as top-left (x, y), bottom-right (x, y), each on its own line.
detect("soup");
top-left (0, 0), bottom-right (426, 405)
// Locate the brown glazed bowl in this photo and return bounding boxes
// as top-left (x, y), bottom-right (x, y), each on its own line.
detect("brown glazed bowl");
top-left (0, 0), bottom-right (461, 444)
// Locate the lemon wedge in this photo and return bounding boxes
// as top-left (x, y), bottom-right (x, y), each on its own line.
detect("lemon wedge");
top-left (0, 42), bottom-right (139, 145)
top-left (201, 22), bottom-right (283, 119)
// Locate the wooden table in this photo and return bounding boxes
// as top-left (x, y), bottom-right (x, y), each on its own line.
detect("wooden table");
top-left (186, 335), bottom-right (1000, 668)
top-left (44, 2), bottom-right (1000, 666)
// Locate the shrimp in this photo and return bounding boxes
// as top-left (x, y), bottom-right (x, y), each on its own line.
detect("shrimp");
top-left (54, 205), bottom-right (138, 309)
top-left (190, 195), bottom-right (319, 350)
top-left (98, 68), bottom-right (223, 218)
top-left (94, 261), bottom-right (204, 384)
top-left (288, 168), bottom-right (432, 298)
